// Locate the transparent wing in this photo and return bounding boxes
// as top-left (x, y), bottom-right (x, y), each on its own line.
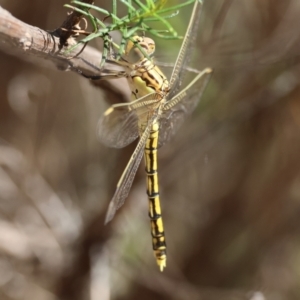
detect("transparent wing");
top-left (168, 0), bottom-right (204, 99)
top-left (104, 116), bottom-right (156, 224)
top-left (98, 92), bottom-right (158, 148)
top-left (158, 68), bottom-right (212, 147)
top-left (98, 104), bottom-right (139, 148)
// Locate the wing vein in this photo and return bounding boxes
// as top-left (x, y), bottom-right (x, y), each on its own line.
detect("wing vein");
top-left (104, 115), bottom-right (156, 223)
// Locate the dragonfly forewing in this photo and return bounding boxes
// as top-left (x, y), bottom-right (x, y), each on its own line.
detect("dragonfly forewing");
top-left (104, 114), bottom-right (158, 224)
top-left (98, 92), bottom-right (160, 148)
top-left (98, 106), bottom-right (139, 148)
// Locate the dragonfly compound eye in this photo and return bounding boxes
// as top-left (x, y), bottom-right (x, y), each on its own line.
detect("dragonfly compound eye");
top-left (125, 36), bottom-right (156, 60)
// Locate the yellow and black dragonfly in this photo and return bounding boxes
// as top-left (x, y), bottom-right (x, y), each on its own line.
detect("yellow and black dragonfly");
top-left (96, 0), bottom-right (212, 271)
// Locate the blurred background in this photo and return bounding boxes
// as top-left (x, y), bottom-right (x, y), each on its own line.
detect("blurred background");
top-left (0, 0), bottom-right (300, 299)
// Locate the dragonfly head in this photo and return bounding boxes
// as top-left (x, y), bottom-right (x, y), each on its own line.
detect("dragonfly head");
top-left (125, 36), bottom-right (156, 62)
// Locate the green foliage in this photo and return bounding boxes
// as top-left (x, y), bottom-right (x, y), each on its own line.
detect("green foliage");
top-left (64, 0), bottom-right (198, 68)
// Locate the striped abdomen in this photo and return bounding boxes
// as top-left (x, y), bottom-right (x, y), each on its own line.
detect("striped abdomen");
top-left (144, 120), bottom-right (167, 271)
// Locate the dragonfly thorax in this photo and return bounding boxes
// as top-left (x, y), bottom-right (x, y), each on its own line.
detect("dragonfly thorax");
top-left (124, 36), bottom-right (170, 100)
top-left (129, 61), bottom-right (170, 99)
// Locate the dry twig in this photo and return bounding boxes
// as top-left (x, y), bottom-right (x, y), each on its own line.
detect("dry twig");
top-left (0, 5), bottom-right (128, 103)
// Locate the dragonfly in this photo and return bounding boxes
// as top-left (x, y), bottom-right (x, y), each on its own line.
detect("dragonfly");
top-left (93, 0), bottom-right (212, 271)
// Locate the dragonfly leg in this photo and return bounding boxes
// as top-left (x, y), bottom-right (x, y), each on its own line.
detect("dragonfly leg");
top-left (71, 64), bottom-right (127, 80)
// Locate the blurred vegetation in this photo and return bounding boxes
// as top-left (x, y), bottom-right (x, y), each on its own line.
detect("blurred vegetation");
top-left (0, 0), bottom-right (300, 300)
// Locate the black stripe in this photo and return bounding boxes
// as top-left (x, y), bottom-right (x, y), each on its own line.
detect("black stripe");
top-left (153, 240), bottom-right (167, 250)
top-left (141, 59), bottom-right (148, 66)
top-left (149, 214), bottom-right (162, 221)
top-left (145, 155), bottom-right (155, 172)
top-left (147, 72), bottom-right (158, 83)
top-left (151, 220), bottom-right (163, 234)
top-left (147, 191), bottom-right (159, 197)
top-left (145, 168), bottom-right (157, 175)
